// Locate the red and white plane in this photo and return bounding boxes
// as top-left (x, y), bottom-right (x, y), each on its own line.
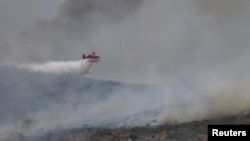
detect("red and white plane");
top-left (82, 51), bottom-right (100, 62)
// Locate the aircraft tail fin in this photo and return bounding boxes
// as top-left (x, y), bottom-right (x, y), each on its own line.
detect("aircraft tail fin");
top-left (91, 51), bottom-right (96, 62)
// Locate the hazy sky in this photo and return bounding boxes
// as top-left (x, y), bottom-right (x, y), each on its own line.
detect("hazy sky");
top-left (0, 0), bottom-right (64, 35)
top-left (1, 0), bottom-right (250, 85)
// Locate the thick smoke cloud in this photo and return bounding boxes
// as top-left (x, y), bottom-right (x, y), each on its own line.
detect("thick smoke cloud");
top-left (0, 0), bottom-right (142, 62)
top-left (0, 0), bottom-right (63, 37)
top-left (1, 0), bottom-right (250, 85)
top-left (1, 0), bottom-right (250, 140)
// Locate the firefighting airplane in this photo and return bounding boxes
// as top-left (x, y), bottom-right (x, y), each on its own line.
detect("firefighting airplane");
top-left (82, 51), bottom-right (100, 62)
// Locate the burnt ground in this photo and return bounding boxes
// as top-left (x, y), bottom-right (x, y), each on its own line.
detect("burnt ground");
top-left (7, 112), bottom-right (250, 141)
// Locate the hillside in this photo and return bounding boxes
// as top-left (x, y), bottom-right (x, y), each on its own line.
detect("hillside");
top-left (10, 111), bottom-right (250, 141)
